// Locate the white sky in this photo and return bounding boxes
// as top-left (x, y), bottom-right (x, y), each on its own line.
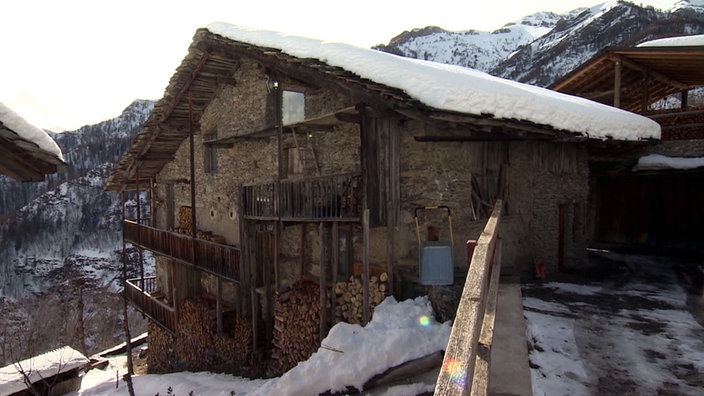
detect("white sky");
top-left (0, 0), bottom-right (677, 131)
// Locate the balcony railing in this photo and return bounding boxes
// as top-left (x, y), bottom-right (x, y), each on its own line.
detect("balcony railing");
top-left (126, 276), bottom-right (176, 333)
top-left (123, 220), bottom-right (241, 283)
top-left (243, 172), bottom-right (362, 221)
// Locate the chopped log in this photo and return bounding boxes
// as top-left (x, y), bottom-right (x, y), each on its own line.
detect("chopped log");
top-left (270, 280), bottom-right (322, 375)
top-left (334, 272), bottom-right (389, 324)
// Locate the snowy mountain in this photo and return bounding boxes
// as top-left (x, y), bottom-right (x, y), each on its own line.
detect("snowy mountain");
top-left (0, 100), bottom-right (154, 365)
top-left (376, 1), bottom-right (704, 87)
top-left (373, 11), bottom-right (564, 72)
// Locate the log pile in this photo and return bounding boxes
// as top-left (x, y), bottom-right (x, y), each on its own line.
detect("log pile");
top-left (174, 299), bottom-right (216, 371)
top-left (146, 298), bottom-right (254, 375)
top-left (334, 272), bottom-right (388, 324)
top-left (146, 322), bottom-right (177, 374)
top-left (270, 280), bottom-right (321, 375)
top-left (178, 206), bottom-right (192, 230)
top-left (213, 317), bottom-right (251, 367)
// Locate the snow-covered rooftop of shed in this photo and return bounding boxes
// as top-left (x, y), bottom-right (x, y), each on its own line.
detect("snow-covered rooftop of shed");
top-left (638, 34), bottom-right (704, 48)
top-left (0, 102), bottom-right (63, 160)
top-left (0, 346), bottom-right (88, 395)
top-left (208, 23), bottom-right (660, 141)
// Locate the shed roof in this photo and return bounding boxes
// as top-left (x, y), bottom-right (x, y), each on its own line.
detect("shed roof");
top-left (0, 103), bottom-right (66, 181)
top-left (106, 24), bottom-right (659, 191)
top-left (550, 35), bottom-right (704, 113)
top-left (0, 346), bottom-right (88, 395)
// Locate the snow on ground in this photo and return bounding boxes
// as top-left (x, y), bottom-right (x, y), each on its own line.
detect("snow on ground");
top-left (67, 253), bottom-right (704, 395)
top-left (523, 252), bottom-right (704, 395)
top-left (71, 296), bottom-right (450, 396)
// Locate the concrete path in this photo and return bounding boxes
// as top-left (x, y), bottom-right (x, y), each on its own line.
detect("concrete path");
top-left (489, 277), bottom-right (532, 396)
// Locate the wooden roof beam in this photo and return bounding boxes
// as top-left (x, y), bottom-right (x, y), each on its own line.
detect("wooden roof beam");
top-left (609, 53), bottom-right (690, 91)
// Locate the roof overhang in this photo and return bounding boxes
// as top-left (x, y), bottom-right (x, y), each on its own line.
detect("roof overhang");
top-left (0, 123), bottom-right (67, 181)
top-left (550, 45), bottom-right (704, 113)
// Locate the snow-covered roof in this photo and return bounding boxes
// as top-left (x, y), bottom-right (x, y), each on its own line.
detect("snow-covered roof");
top-left (208, 23), bottom-right (660, 141)
top-left (0, 346), bottom-right (89, 395)
top-left (0, 102), bottom-right (63, 161)
top-left (634, 153), bottom-right (704, 171)
top-left (638, 34), bottom-right (704, 48)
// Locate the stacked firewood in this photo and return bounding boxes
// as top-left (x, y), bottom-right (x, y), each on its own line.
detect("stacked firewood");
top-left (178, 206), bottom-right (192, 229)
top-left (146, 322), bottom-right (177, 374)
top-left (175, 299), bottom-right (216, 371)
top-left (334, 272), bottom-right (388, 324)
top-left (213, 317), bottom-right (251, 366)
top-left (270, 280), bottom-right (320, 374)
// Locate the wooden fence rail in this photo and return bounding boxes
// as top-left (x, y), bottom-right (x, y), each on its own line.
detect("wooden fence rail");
top-left (435, 199), bottom-right (503, 396)
top-left (126, 277), bottom-right (177, 333)
top-left (123, 220), bottom-right (241, 283)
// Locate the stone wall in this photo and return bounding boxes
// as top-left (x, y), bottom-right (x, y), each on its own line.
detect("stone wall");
top-left (147, 54), bottom-right (592, 374)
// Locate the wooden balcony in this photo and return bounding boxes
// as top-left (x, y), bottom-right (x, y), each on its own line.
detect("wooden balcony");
top-left (243, 172), bottom-right (362, 221)
top-left (126, 276), bottom-right (176, 333)
top-left (123, 220), bottom-right (241, 283)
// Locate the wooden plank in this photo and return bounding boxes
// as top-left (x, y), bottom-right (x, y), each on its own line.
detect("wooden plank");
top-left (613, 60), bottom-right (622, 108)
top-left (470, 239), bottom-right (502, 396)
top-left (319, 222), bottom-right (328, 341)
top-left (435, 200), bottom-right (502, 396)
top-left (216, 277), bottom-right (223, 334)
top-left (364, 351), bottom-right (444, 390)
top-left (363, 209), bottom-right (370, 325)
top-left (331, 222), bottom-right (339, 325)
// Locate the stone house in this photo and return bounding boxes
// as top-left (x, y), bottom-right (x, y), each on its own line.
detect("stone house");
top-left (550, 34), bottom-right (704, 255)
top-left (106, 24), bottom-right (658, 375)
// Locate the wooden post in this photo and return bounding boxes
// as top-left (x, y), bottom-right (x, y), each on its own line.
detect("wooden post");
top-left (641, 71), bottom-right (650, 113)
top-left (613, 60), bottom-right (622, 108)
top-left (681, 89), bottom-right (689, 109)
top-left (363, 209), bottom-right (370, 325)
top-left (319, 222), bottom-right (328, 340)
top-left (331, 222), bottom-right (339, 325)
top-left (189, 87), bottom-right (197, 266)
top-left (120, 190), bottom-right (135, 379)
top-left (216, 277), bottom-right (223, 334)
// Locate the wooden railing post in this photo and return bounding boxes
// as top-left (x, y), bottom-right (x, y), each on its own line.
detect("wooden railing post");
top-left (435, 199), bottom-right (503, 396)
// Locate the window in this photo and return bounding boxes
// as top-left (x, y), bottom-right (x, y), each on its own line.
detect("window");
top-left (282, 90), bottom-right (305, 125)
top-left (204, 130), bottom-right (217, 173)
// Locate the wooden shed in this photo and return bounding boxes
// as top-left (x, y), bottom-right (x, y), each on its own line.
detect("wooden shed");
top-left (551, 35), bottom-right (704, 254)
top-left (106, 24), bottom-right (658, 376)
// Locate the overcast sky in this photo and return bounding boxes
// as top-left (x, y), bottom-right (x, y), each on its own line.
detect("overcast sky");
top-left (1, 0), bottom-right (678, 131)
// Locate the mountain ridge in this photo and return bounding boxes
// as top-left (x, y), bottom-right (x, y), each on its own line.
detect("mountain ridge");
top-left (375, 0), bottom-right (704, 87)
